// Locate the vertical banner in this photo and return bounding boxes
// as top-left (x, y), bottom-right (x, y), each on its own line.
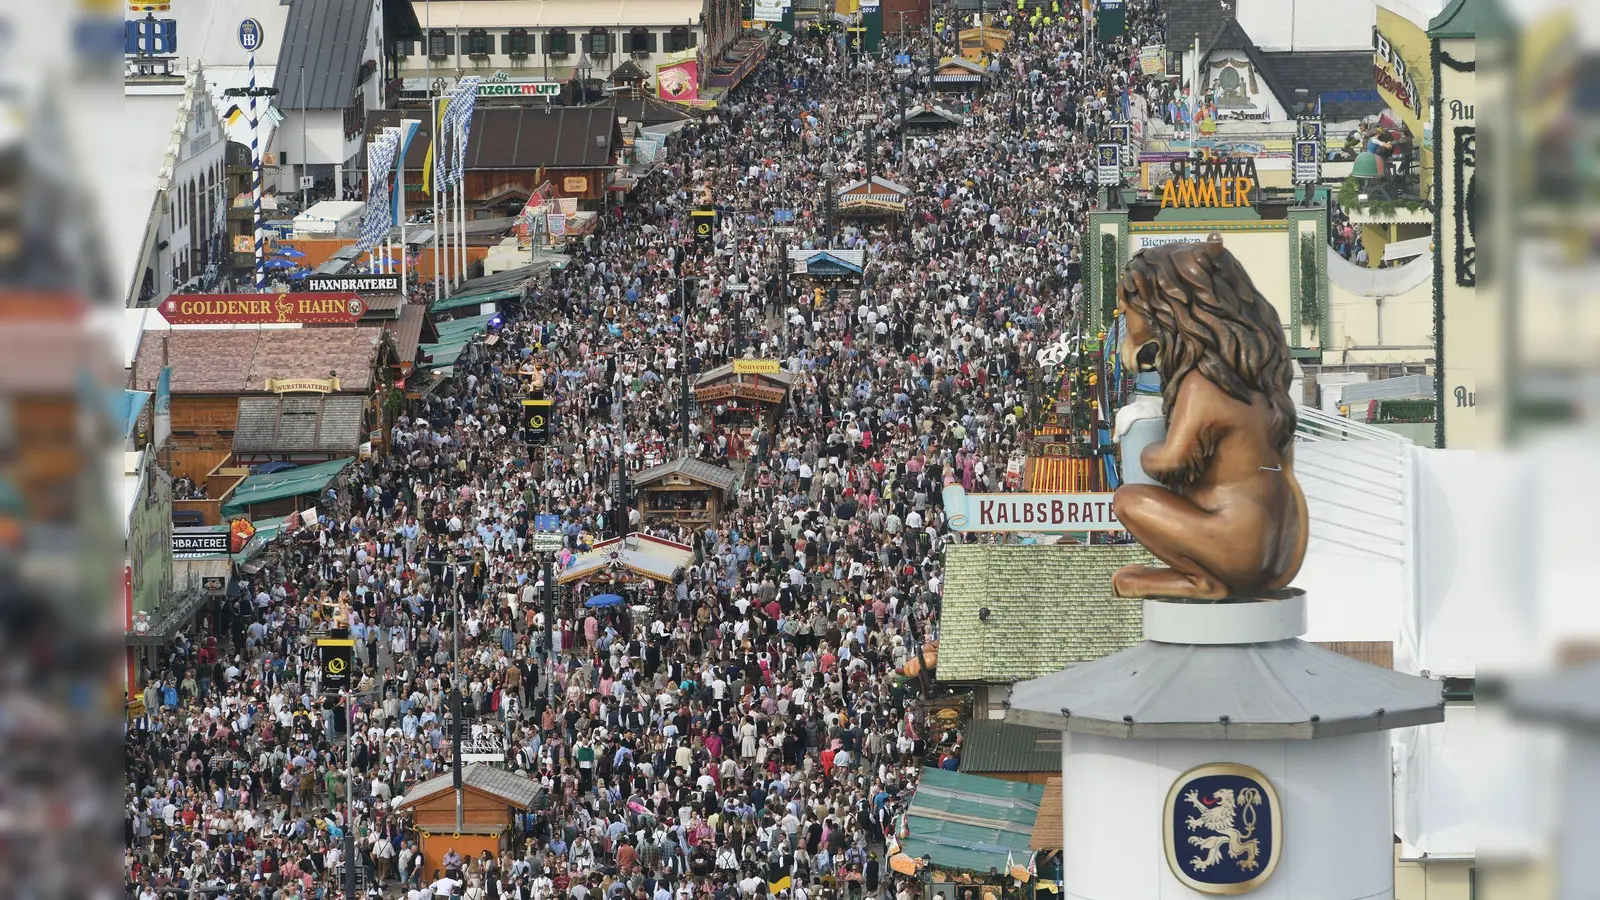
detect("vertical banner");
top-left (692, 207), bottom-right (717, 244)
top-left (522, 398), bottom-right (553, 446)
top-left (153, 365), bottom-right (172, 449)
top-left (1096, 143), bottom-right (1121, 185)
top-left (318, 638), bottom-right (354, 693)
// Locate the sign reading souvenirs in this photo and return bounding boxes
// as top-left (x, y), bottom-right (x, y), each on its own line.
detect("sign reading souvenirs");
top-left (306, 273), bottom-right (401, 293)
top-left (159, 293), bottom-right (368, 325)
top-left (732, 359), bottom-right (782, 374)
top-left (941, 485), bottom-right (1123, 532)
top-left (317, 638), bottom-right (354, 693)
top-left (1164, 763), bottom-right (1281, 894)
top-left (171, 532), bottom-right (229, 555)
top-left (1158, 156), bottom-right (1259, 209)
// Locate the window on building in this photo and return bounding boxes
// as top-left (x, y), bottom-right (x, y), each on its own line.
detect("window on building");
top-left (627, 28), bottom-right (655, 54)
top-left (467, 28), bottom-right (490, 56)
top-left (585, 28), bottom-right (611, 56)
top-left (428, 29), bottom-right (451, 58)
top-left (545, 28), bottom-right (571, 55)
top-left (505, 28), bottom-right (530, 56)
top-left (665, 26), bottom-right (696, 53)
top-left (392, 38), bottom-right (414, 57)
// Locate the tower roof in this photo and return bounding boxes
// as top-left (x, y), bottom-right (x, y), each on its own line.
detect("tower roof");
top-left (1007, 637), bottom-right (1444, 739)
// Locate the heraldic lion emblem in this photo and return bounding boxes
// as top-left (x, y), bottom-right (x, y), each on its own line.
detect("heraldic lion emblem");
top-left (1164, 763), bottom-right (1281, 893)
top-left (1183, 785), bottom-right (1264, 872)
top-left (1110, 232), bottom-right (1309, 600)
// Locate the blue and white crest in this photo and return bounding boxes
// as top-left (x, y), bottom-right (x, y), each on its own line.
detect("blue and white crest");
top-left (1163, 763), bottom-right (1281, 895)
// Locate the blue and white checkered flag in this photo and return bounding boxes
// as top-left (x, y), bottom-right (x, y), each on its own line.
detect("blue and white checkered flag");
top-left (357, 131), bottom-right (401, 255)
top-left (447, 77), bottom-right (481, 187)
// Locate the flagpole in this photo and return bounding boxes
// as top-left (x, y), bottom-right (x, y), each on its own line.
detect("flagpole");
top-left (456, 161), bottom-right (466, 288)
top-left (433, 95), bottom-right (443, 304)
top-left (250, 47), bottom-right (264, 290)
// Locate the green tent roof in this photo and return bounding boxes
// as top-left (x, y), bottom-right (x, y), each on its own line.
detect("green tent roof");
top-left (900, 768), bottom-right (1043, 874)
top-left (221, 458), bottom-right (354, 518)
top-left (431, 286), bottom-right (521, 314)
top-left (938, 543), bottom-right (1152, 683)
top-left (434, 312), bottom-right (497, 344)
top-left (419, 339), bottom-right (471, 370)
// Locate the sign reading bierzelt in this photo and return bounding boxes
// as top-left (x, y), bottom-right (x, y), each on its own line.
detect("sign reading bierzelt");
top-left (160, 293), bottom-right (367, 325)
top-left (942, 484), bottom-right (1123, 532)
top-left (306, 273), bottom-right (401, 293)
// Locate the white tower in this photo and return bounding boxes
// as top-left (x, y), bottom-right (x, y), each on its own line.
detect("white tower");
top-left (1007, 591), bottom-right (1443, 899)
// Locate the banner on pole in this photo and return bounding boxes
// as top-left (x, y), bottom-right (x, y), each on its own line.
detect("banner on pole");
top-left (318, 638), bottom-right (354, 693)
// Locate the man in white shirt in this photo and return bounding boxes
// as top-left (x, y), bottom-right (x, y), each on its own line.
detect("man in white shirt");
top-left (431, 874), bottom-right (461, 897)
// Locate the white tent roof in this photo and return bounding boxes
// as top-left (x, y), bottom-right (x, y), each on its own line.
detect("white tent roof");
top-left (294, 200), bottom-right (366, 233)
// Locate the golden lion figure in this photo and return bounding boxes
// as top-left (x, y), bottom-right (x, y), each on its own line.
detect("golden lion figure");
top-left (1183, 786), bottom-right (1263, 872)
top-left (1111, 233), bottom-right (1308, 601)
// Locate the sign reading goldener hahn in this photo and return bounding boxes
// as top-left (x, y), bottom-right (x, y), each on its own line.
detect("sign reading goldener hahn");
top-left (159, 293), bottom-right (367, 325)
top-left (306, 273), bottom-right (401, 293)
top-left (941, 484), bottom-right (1124, 532)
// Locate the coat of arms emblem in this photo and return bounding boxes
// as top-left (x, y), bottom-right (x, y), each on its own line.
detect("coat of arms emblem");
top-left (1164, 763), bottom-right (1281, 894)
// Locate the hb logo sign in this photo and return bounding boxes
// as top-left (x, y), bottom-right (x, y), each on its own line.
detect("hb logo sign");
top-left (522, 397), bottom-right (554, 446)
top-left (692, 208), bottom-right (717, 245)
top-left (318, 638), bottom-right (354, 693)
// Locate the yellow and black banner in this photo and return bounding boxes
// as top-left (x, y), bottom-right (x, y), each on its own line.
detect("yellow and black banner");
top-left (522, 397), bottom-right (554, 446)
top-left (691, 207), bottom-right (717, 244)
top-left (318, 638), bottom-right (354, 693)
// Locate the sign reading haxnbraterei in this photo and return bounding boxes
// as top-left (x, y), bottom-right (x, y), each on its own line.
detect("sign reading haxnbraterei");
top-left (306, 273), bottom-right (401, 293)
top-left (172, 532), bottom-right (230, 555)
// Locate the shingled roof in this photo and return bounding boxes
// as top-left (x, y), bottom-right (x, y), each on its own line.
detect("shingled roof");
top-left (1164, 0), bottom-right (1236, 52)
top-left (957, 720), bottom-right (1061, 774)
top-left (130, 327), bottom-right (383, 395)
top-left (398, 762), bottom-right (541, 810)
top-left (233, 395), bottom-right (366, 454)
top-left (632, 456), bottom-right (737, 491)
top-left (937, 543), bottom-right (1152, 684)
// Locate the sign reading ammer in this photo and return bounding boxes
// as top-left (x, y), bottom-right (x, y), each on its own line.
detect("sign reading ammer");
top-left (306, 274), bottom-right (402, 294)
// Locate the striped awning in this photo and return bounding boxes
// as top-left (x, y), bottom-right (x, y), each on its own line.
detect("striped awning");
top-left (1025, 456), bottom-right (1099, 493)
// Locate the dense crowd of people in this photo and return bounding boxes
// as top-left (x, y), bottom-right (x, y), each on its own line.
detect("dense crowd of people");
top-left (124, 2), bottom-right (1169, 897)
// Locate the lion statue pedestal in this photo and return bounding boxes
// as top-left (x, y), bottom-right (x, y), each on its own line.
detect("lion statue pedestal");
top-left (1000, 234), bottom-right (1443, 898)
top-left (1005, 593), bottom-right (1443, 899)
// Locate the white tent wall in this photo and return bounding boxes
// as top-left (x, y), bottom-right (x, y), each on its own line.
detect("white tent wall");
top-left (1293, 440), bottom-right (1412, 652)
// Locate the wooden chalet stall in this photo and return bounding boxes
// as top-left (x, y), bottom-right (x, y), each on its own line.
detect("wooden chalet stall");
top-left (132, 327), bottom-right (384, 524)
top-left (694, 360), bottom-right (793, 459)
top-left (930, 56), bottom-right (991, 92)
top-left (397, 764), bottom-right (540, 884)
top-left (896, 103), bottom-right (965, 136)
top-left (836, 176), bottom-right (910, 220)
top-left (631, 457), bottom-right (737, 528)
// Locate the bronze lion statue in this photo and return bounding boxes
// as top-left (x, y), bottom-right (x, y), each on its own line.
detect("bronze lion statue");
top-left (1111, 233), bottom-right (1308, 600)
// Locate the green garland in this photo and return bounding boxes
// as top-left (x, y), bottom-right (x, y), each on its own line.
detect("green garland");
top-left (1299, 233), bottom-right (1319, 336)
top-left (1100, 232), bottom-right (1117, 325)
top-left (1337, 177), bottom-right (1428, 217)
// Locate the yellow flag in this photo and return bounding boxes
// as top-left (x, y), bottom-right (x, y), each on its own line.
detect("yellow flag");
top-left (421, 101), bottom-right (446, 197)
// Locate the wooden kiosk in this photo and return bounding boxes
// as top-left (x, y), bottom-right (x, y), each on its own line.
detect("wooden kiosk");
top-left (694, 360), bottom-right (793, 459)
top-left (632, 457), bottom-right (736, 528)
top-left (396, 763), bottom-right (540, 882)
